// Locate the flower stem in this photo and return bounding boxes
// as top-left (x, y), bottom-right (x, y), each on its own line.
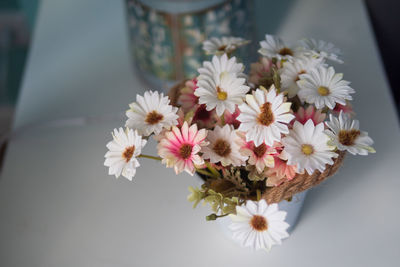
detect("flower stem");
top-left (195, 168), bottom-right (214, 177)
top-left (138, 154), bottom-right (162, 161)
top-left (205, 161), bottom-right (221, 178)
top-left (272, 67), bottom-right (281, 93)
top-left (206, 213), bottom-right (229, 221)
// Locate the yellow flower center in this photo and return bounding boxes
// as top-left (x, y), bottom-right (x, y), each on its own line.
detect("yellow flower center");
top-left (317, 86), bottom-right (330, 96)
top-left (301, 144), bottom-right (314, 155)
top-left (216, 86), bottom-right (227, 101)
top-left (250, 215), bottom-right (268, 231)
top-left (179, 143), bottom-right (193, 160)
top-left (122, 146), bottom-right (135, 162)
top-left (257, 102), bottom-right (274, 126)
top-left (145, 110), bottom-right (164, 125)
top-left (338, 129), bottom-right (361, 146)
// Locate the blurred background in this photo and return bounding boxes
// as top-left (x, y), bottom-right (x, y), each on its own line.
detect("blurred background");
top-left (0, 0), bottom-right (399, 266)
top-left (0, 0), bottom-right (37, 126)
top-left (0, 0), bottom-right (38, 170)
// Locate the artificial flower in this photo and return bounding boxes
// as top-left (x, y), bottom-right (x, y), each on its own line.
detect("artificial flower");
top-left (202, 36), bottom-right (250, 55)
top-left (195, 54), bottom-right (249, 116)
top-left (238, 132), bottom-right (277, 173)
top-left (104, 127), bottom-right (147, 180)
top-left (249, 57), bottom-right (275, 87)
top-left (153, 108), bottom-right (192, 142)
top-left (294, 106), bottom-right (326, 125)
top-left (265, 174), bottom-right (286, 187)
top-left (176, 108), bottom-right (192, 127)
top-left (192, 104), bottom-right (216, 129)
top-left (258, 34), bottom-right (300, 61)
top-left (297, 66), bottom-right (355, 109)
top-left (187, 186), bottom-right (205, 208)
top-left (197, 53), bottom-right (246, 79)
top-left (237, 86), bottom-right (295, 146)
top-left (158, 121), bottom-right (208, 175)
top-left (280, 56), bottom-right (324, 98)
top-left (282, 120), bottom-right (338, 175)
top-left (245, 165), bottom-right (267, 182)
top-left (202, 125), bottom-right (247, 166)
top-left (178, 78), bottom-right (198, 111)
top-left (301, 38), bottom-right (343, 63)
top-left (265, 156), bottom-right (298, 186)
top-left (325, 111), bottom-right (375, 155)
top-left (219, 106), bottom-right (241, 129)
top-left (126, 90), bottom-right (179, 136)
top-left (229, 199), bottom-right (289, 251)
top-left (333, 101), bottom-right (355, 117)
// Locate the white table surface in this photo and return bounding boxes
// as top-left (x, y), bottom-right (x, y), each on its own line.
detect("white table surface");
top-left (1, 0), bottom-right (400, 266)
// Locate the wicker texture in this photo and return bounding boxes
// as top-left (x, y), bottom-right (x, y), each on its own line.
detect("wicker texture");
top-left (261, 151), bottom-right (345, 203)
top-left (168, 81), bottom-right (345, 204)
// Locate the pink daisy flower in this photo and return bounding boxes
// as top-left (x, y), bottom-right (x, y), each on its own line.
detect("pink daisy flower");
top-left (158, 121), bottom-right (208, 175)
top-left (265, 173), bottom-right (286, 187)
top-left (221, 106), bottom-right (241, 129)
top-left (294, 106), bottom-right (326, 125)
top-left (238, 132), bottom-right (279, 173)
top-left (178, 78), bottom-right (198, 111)
top-left (265, 156), bottom-right (298, 187)
top-left (249, 57), bottom-right (274, 85)
top-left (249, 57), bottom-right (281, 87)
top-left (333, 101), bottom-right (355, 117)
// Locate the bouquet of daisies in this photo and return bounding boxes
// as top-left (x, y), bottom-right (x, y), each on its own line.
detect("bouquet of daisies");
top-left (104, 34), bottom-right (375, 251)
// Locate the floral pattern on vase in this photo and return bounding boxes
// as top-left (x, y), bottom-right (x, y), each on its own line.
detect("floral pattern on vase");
top-left (126, 0), bottom-right (254, 86)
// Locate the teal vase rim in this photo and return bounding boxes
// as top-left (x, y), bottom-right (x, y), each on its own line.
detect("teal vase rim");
top-left (136, 0), bottom-right (228, 14)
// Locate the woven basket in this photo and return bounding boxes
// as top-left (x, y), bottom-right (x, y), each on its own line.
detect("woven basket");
top-left (168, 81), bottom-right (346, 204)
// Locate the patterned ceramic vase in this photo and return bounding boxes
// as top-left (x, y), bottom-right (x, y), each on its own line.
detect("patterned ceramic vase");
top-left (125, 0), bottom-right (255, 89)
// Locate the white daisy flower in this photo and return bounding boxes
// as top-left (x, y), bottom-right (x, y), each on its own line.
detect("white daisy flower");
top-left (202, 36), bottom-right (250, 55)
top-left (325, 111), bottom-right (375, 155)
top-left (282, 120), bottom-right (338, 175)
top-left (280, 56), bottom-right (324, 98)
top-left (237, 86), bottom-right (295, 147)
top-left (301, 38), bottom-right (343, 63)
top-left (258, 34), bottom-right (300, 61)
top-left (126, 91), bottom-right (179, 136)
top-left (195, 54), bottom-right (249, 116)
top-left (297, 65), bottom-right (355, 109)
top-left (201, 124), bottom-right (247, 166)
top-left (229, 199), bottom-right (289, 251)
top-left (197, 53), bottom-right (245, 79)
top-left (104, 128), bottom-right (147, 180)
